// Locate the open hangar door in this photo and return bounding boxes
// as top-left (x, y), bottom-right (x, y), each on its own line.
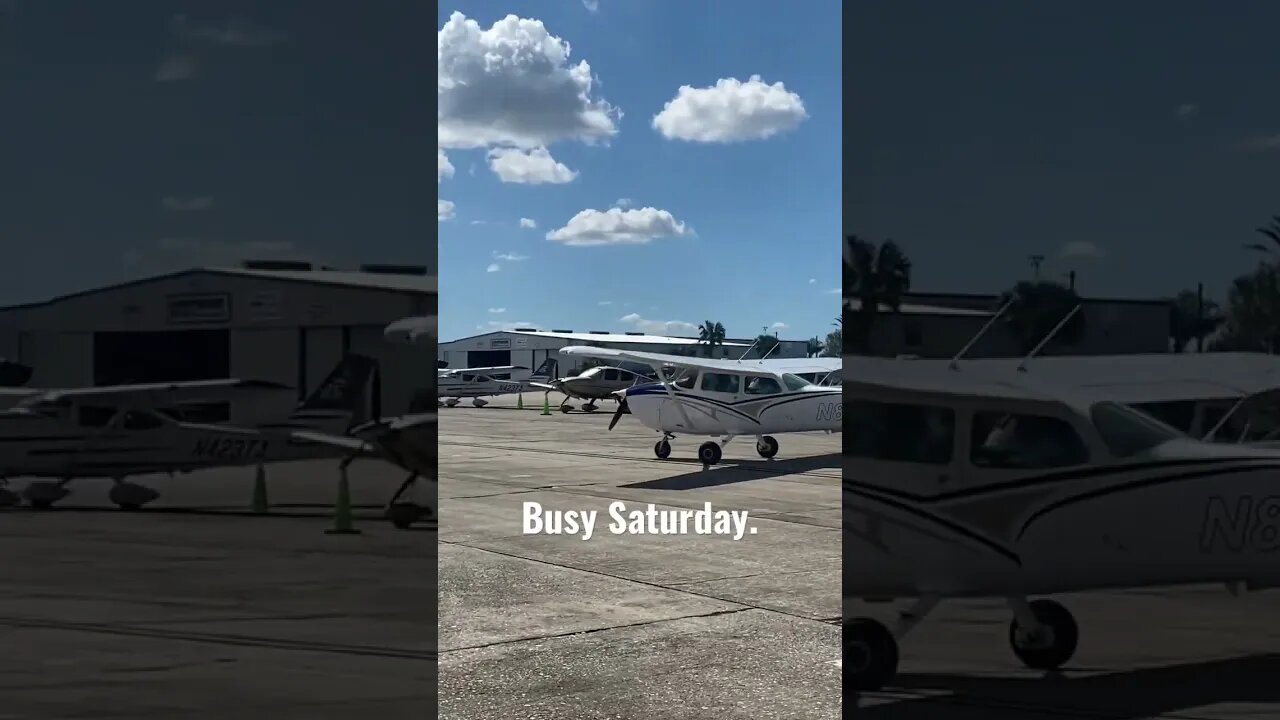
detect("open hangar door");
top-left (93, 330), bottom-right (231, 421)
top-left (467, 349), bottom-right (510, 368)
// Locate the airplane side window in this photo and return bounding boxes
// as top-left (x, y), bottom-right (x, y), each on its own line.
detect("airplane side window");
top-left (122, 411), bottom-right (164, 431)
top-left (1131, 401), bottom-right (1196, 433)
top-left (844, 401), bottom-right (954, 465)
top-left (781, 374), bottom-right (810, 392)
top-left (603, 369), bottom-right (619, 381)
top-left (79, 406), bottom-right (116, 428)
top-left (970, 412), bottom-right (1089, 469)
top-left (674, 371), bottom-right (698, 390)
top-left (745, 376), bottom-right (784, 395)
top-left (700, 373), bottom-right (740, 394)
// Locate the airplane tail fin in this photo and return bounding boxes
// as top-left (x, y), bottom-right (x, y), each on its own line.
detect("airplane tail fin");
top-left (286, 355), bottom-right (379, 433)
top-left (531, 358), bottom-right (557, 381)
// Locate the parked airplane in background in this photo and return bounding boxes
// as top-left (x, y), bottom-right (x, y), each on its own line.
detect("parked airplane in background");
top-left (384, 315), bottom-right (433, 346)
top-left (559, 346), bottom-right (842, 465)
top-left (842, 355), bottom-right (1280, 692)
top-left (7, 355), bottom-right (377, 510)
top-left (529, 360), bottom-right (654, 413)
top-left (294, 412), bottom-right (436, 529)
top-left (438, 358), bottom-right (555, 407)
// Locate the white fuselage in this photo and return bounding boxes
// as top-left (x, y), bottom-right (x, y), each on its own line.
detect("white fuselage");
top-left (846, 439), bottom-right (1280, 599)
top-left (621, 381), bottom-right (842, 436)
top-left (0, 408), bottom-right (353, 480)
top-left (438, 368), bottom-right (534, 399)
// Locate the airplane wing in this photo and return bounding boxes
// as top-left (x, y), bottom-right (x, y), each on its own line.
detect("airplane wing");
top-left (17, 379), bottom-right (295, 409)
top-left (560, 346), bottom-right (766, 373)
top-left (760, 357), bottom-right (842, 376)
top-left (384, 316), bottom-right (434, 346)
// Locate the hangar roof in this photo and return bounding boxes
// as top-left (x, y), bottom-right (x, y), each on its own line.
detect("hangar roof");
top-left (441, 329), bottom-right (752, 347)
top-left (0, 266), bottom-right (435, 311)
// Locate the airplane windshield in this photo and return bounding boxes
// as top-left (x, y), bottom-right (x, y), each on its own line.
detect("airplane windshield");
top-left (781, 374), bottom-right (812, 391)
top-left (1090, 401), bottom-right (1186, 458)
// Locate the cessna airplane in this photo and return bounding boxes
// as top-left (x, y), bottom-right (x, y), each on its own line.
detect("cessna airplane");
top-left (438, 358), bottom-right (555, 407)
top-left (528, 360), bottom-right (655, 413)
top-left (842, 354), bottom-right (1280, 692)
top-left (6, 355), bottom-right (378, 510)
top-left (559, 346), bottom-right (842, 465)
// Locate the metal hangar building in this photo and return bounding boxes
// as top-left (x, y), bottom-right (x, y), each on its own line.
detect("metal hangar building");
top-left (0, 262), bottom-right (436, 421)
top-left (438, 328), bottom-right (810, 374)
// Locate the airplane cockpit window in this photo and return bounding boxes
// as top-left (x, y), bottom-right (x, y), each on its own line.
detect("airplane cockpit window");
top-left (673, 369), bottom-right (698, 389)
top-left (489, 373), bottom-right (512, 380)
top-left (1090, 401), bottom-right (1184, 458)
top-left (78, 405), bottom-right (116, 428)
top-left (744, 376), bottom-right (784, 395)
top-left (580, 367), bottom-right (602, 378)
top-left (1131, 400), bottom-right (1197, 434)
top-left (602, 369), bottom-right (620, 381)
top-left (121, 410), bottom-right (165, 431)
top-left (845, 401), bottom-right (955, 464)
top-left (700, 372), bottom-right (741, 394)
top-left (781, 374), bottom-right (811, 392)
top-left (970, 411), bottom-right (1090, 469)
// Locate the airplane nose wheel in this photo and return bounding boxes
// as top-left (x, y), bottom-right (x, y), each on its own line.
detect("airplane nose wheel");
top-left (697, 441), bottom-right (722, 465)
top-left (844, 617), bottom-right (899, 692)
top-left (755, 436), bottom-right (779, 458)
top-left (654, 440), bottom-right (672, 459)
top-left (1008, 599), bottom-right (1078, 671)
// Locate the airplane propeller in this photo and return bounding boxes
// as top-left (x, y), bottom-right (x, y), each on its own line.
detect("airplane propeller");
top-left (608, 397), bottom-right (629, 431)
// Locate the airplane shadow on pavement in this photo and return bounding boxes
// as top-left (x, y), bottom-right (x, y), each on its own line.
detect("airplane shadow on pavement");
top-left (853, 654), bottom-right (1280, 718)
top-left (621, 452), bottom-right (842, 491)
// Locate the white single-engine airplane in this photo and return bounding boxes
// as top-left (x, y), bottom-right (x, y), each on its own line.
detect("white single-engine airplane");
top-left (559, 346), bottom-right (842, 465)
top-left (4, 355), bottom-right (377, 510)
top-left (437, 359), bottom-right (555, 407)
top-left (842, 354), bottom-right (1280, 691)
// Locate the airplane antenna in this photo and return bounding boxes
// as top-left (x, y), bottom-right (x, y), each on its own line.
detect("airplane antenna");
top-left (1017, 303), bottom-right (1082, 372)
top-left (949, 299), bottom-right (1013, 370)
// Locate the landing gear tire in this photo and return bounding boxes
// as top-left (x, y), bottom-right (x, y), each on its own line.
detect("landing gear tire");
top-left (1009, 599), bottom-right (1078, 671)
top-left (697, 441), bottom-right (722, 466)
top-left (756, 436), bottom-right (779, 459)
top-left (23, 481), bottom-right (70, 510)
top-left (845, 617), bottom-right (899, 692)
top-left (387, 503), bottom-right (431, 529)
top-left (108, 483), bottom-right (159, 512)
top-left (654, 440), bottom-right (672, 459)
top-left (582, 403), bottom-right (597, 413)
top-left (560, 403), bottom-right (572, 414)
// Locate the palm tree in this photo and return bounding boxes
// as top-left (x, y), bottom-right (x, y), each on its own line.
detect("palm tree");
top-left (824, 316), bottom-right (842, 356)
top-left (843, 235), bottom-right (911, 354)
top-left (755, 333), bottom-right (780, 358)
top-left (1244, 216), bottom-right (1280, 257)
top-left (697, 320), bottom-right (726, 358)
top-left (805, 336), bottom-right (823, 357)
top-left (1168, 288), bottom-right (1223, 353)
top-left (1220, 263), bottom-right (1280, 352)
top-left (999, 280), bottom-right (1086, 355)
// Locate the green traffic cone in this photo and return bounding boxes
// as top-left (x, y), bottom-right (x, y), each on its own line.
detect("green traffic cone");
top-left (541, 394), bottom-right (551, 416)
top-left (252, 464), bottom-right (269, 514)
top-left (325, 466), bottom-right (361, 535)
top-left (517, 393), bottom-right (524, 410)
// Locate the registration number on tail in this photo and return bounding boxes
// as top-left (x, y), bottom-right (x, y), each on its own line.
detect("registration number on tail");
top-left (194, 438), bottom-right (269, 460)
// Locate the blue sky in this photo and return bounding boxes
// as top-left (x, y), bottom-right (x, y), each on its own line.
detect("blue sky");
top-left (847, 1), bottom-right (1280, 307)
top-left (0, 2), bottom-right (429, 307)
top-left (437, 2), bottom-right (842, 344)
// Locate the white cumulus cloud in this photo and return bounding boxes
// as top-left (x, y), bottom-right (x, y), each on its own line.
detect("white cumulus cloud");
top-left (438, 148), bottom-right (455, 181)
top-left (437, 12), bottom-right (620, 149)
top-left (614, 197), bottom-right (632, 208)
top-left (652, 75), bottom-right (808, 143)
top-left (493, 251), bottom-right (528, 261)
top-left (770, 322), bottom-right (789, 332)
top-left (619, 313), bottom-right (698, 336)
top-left (519, 217), bottom-right (537, 229)
top-left (438, 200), bottom-right (455, 221)
top-left (489, 307), bottom-right (506, 314)
top-left (486, 263), bottom-right (501, 272)
top-left (598, 300), bottom-right (612, 306)
top-left (808, 278), bottom-right (816, 284)
top-left (546, 207), bottom-right (692, 247)
top-left (1059, 240), bottom-right (1105, 260)
top-left (487, 147), bottom-right (578, 184)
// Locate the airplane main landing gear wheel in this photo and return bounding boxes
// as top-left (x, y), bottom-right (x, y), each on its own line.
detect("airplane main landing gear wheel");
top-left (387, 503), bottom-right (432, 529)
top-left (845, 617), bottom-right (899, 692)
top-left (654, 440), bottom-right (672, 459)
top-left (560, 403), bottom-right (572, 413)
top-left (1009, 599), bottom-right (1078, 671)
top-left (581, 403), bottom-right (597, 413)
top-left (697, 441), bottom-right (722, 465)
top-left (756, 435), bottom-right (779, 459)
top-left (23, 481), bottom-right (71, 510)
top-left (108, 482), bottom-right (159, 511)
